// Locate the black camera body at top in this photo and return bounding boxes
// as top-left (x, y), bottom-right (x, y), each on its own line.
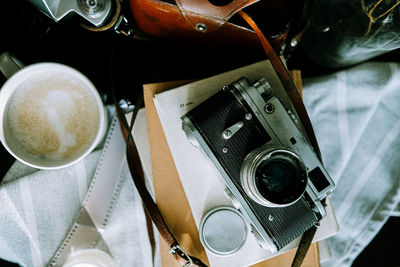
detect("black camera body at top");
top-left (181, 77), bottom-right (335, 252)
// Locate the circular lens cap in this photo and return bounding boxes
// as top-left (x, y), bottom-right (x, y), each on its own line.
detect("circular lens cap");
top-left (199, 207), bottom-right (247, 256)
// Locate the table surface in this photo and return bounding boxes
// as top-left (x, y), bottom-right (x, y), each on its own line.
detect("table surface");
top-left (1, 1), bottom-right (399, 267)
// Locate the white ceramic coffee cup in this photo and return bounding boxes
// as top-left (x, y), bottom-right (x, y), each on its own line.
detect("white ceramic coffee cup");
top-left (0, 53), bottom-right (107, 169)
top-left (62, 249), bottom-right (117, 267)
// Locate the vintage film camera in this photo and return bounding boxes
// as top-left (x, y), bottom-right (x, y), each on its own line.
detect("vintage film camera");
top-left (181, 77), bottom-right (335, 252)
top-left (25, 0), bottom-right (112, 26)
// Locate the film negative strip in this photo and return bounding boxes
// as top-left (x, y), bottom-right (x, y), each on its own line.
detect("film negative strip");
top-left (48, 116), bottom-right (126, 267)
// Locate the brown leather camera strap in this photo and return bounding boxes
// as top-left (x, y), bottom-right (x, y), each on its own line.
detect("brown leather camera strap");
top-left (238, 11), bottom-right (321, 267)
top-left (113, 91), bottom-right (207, 267)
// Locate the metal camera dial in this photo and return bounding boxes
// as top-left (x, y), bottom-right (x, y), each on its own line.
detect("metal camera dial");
top-left (78, 0), bottom-right (108, 18)
top-left (224, 188), bottom-right (241, 209)
top-left (182, 119), bottom-right (201, 149)
top-left (250, 224), bottom-right (268, 249)
top-left (252, 78), bottom-right (273, 101)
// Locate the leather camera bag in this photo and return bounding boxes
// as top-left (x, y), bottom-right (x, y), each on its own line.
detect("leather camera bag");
top-left (128, 0), bottom-right (312, 52)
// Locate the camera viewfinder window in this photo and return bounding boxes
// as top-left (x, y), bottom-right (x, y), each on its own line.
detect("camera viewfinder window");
top-left (308, 167), bottom-right (330, 192)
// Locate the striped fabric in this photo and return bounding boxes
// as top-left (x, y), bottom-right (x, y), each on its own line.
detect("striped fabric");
top-left (0, 121), bottom-right (153, 266)
top-left (303, 62), bottom-right (400, 266)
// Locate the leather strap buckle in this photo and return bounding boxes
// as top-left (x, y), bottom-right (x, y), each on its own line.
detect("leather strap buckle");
top-left (169, 245), bottom-right (194, 267)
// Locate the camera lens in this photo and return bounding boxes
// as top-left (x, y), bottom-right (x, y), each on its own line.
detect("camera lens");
top-left (241, 148), bottom-right (308, 207)
top-left (255, 155), bottom-right (306, 205)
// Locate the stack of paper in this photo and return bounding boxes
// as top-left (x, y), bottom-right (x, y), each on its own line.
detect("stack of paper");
top-left (134, 60), bottom-right (339, 266)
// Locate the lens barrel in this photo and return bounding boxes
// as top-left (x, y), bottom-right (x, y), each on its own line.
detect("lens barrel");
top-left (241, 147), bottom-right (308, 207)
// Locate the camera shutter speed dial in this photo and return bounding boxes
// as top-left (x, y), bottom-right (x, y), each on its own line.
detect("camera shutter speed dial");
top-left (252, 78), bottom-right (273, 101)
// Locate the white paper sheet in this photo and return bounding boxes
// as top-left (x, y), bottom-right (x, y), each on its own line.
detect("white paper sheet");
top-left (151, 60), bottom-right (339, 266)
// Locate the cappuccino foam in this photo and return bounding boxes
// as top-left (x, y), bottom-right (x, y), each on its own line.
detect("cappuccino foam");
top-left (7, 72), bottom-right (100, 160)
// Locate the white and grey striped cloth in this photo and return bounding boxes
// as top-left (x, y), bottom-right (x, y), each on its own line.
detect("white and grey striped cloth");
top-left (0, 62), bottom-right (400, 267)
top-left (0, 110), bottom-right (154, 266)
top-left (303, 62), bottom-right (400, 266)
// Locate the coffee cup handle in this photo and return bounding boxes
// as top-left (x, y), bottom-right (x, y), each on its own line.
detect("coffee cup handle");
top-left (0, 52), bottom-right (25, 79)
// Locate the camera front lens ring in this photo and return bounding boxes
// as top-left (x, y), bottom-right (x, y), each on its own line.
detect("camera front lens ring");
top-left (240, 147), bottom-right (308, 207)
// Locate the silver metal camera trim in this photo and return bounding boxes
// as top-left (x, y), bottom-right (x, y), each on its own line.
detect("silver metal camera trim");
top-left (181, 77), bottom-right (335, 252)
top-left (241, 146), bottom-right (308, 208)
top-left (232, 78), bottom-right (334, 215)
top-left (181, 116), bottom-right (279, 253)
top-left (26, 0), bottom-right (111, 26)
